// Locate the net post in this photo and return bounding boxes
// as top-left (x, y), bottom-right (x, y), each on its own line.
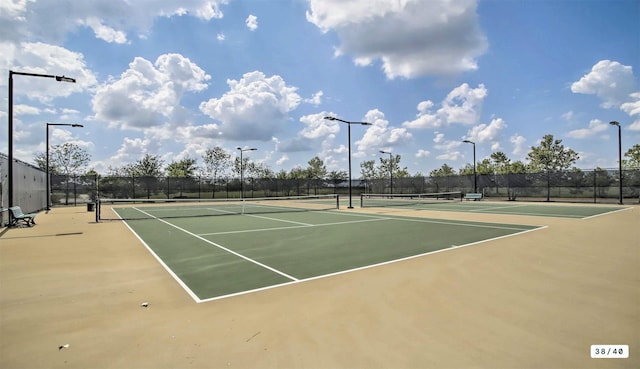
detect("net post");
top-left (336, 194), bottom-right (340, 210)
top-left (95, 198), bottom-right (100, 223)
top-left (360, 194), bottom-right (363, 208)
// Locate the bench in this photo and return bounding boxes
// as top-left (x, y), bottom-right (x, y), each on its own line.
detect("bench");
top-left (464, 193), bottom-right (483, 201)
top-left (9, 206), bottom-right (38, 227)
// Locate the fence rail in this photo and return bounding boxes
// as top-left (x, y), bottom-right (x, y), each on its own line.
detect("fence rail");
top-left (50, 168), bottom-right (640, 206)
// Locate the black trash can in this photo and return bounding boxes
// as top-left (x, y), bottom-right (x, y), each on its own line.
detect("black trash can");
top-left (87, 202), bottom-right (95, 212)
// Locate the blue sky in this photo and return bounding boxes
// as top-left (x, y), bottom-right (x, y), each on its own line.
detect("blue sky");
top-left (1, 0), bottom-right (638, 176)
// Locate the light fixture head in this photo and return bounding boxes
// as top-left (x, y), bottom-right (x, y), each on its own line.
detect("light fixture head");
top-left (55, 75), bottom-right (76, 83)
top-left (609, 121), bottom-right (620, 126)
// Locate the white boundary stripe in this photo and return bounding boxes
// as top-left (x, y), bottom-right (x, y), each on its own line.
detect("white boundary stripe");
top-left (197, 225), bottom-right (548, 303)
top-left (315, 210), bottom-right (536, 230)
top-left (467, 204), bottom-right (529, 212)
top-left (582, 206), bottom-right (632, 220)
top-left (387, 216), bottom-right (535, 231)
top-left (199, 218), bottom-right (386, 236)
top-left (117, 209), bottom-right (202, 303)
top-left (242, 213), bottom-right (313, 226)
top-left (133, 207), bottom-right (299, 282)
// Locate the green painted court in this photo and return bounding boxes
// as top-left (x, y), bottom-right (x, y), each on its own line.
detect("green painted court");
top-left (105, 199), bottom-right (542, 302)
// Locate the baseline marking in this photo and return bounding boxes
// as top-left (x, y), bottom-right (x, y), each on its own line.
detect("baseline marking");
top-left (197, 225), bottom-right (547, 303)
top-left (132, 207), bottom-right (299, 282)
top-left (582, 206), bottom-right (632, 220)
top-left (199, 218), bottom-right (386, 236)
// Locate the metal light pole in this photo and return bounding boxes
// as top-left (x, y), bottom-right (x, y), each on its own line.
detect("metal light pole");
top-left (46, 123), bottom-right (83, 210)
top-left (324, 116), bottom-right (372, 208)
top-left (463, 140), bottom-right (477, 193)
top-left (8, 71), bottom-right (76, 216)
top-left (609, 121), bottom-right (623, 205)
top-left (379, 150), bottom-right (392, 194)
top-left (236, 147), bottom-right (257, 199)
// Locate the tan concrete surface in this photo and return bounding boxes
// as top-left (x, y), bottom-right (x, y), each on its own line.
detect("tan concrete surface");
top-left (1, 204), bottom-right (638, 369)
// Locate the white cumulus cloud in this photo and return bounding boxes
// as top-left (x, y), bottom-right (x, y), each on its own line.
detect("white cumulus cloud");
top-left (245, 14), bottom-right (258, 31)
top-left (403, 83), bottom-right (488, 129)
top-left (465, 117), bottom-right (507, 145)
top-left (306, 0), bottom-right (487, 79)
top-left (356, 109), bottom-right (413, 154)
top-left (571, 60), bottom-right (636, 108)
top-left (199, 71), bottom-right (301, 141)
top-left (566, 119), bottom-right (609, 139)
top-left (92, 53), bottom-right (210, 130)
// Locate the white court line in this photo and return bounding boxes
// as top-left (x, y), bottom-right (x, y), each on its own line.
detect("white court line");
top-left (132, 207), bottom-right (299, 282)
top-left (467, 204), bottom-right (529, 212)
top-left (197, 225), bottom-right (548, 303)
top-left (582, 206), bottom-right (632, 220)
top-left (199, 218), bottom-right (386, 236)
top-left (348, 212), bottom-right (536, 231)
top-left (117, 209), bottom-right (202, 303)
top-left (242, 213), bottom-right (313, 226)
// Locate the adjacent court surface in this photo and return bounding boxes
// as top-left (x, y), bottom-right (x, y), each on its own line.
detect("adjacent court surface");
top-left (109, 202), bottom-right (542, 302)
top-left (359, 194), bottom-right (625, 218)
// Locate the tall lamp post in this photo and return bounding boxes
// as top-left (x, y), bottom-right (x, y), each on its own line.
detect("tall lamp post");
top-left (379, 150), bottom-right (393, 195)
top-left (463, 139), bottom-right (477, 193)
top-left (324, 116), bottom-right (372, 208)
top-left (609, 121), bottom-right (623, 205)
top-left (46, 123), bottom-right (83, 210)
top-left (8, 70), bottom-right (76, 216)
top-left (236, 147), bottom-right (257, 199)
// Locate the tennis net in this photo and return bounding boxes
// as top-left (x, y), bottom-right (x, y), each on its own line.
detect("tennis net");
top-left (97, 194), bottom-right (340, 221)
top-left (360, 191), bottom-right (462, 208)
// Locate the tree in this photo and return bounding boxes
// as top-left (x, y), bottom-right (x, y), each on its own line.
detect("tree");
top-left (307, 156), bottom-right (327, 194)
top-left (510, 160), bottom-right (527, 174)
top-left (360, 159), bottom-right (380, 193)
top-left (288, 167), bottom-right (308, 195)
top-left (44, 143), bottom-right (91, 205)
top-left (167, 157), bottom-right (198, 198)
top-left (202, 147), bottom-right (231, 197)
top-left (430, 164), bottom-right (455, 177)
top-left (360, 160), bottom-right (378, 179)
top-left (128, 153), bottom-right (165, 177)
top-left (490, 151), bottom-right (514, 199)
top-left (167, 157), bottom-right (198, 177)
top-left (490, 152), bottom-right (511, 174)
top-left (527, 134), bottom-right (579, 201)
top-left (378, 154), bottom-right (408, 193)
top-left (476, 158), bottom-right (494, 175)
top-left (429, 164), bottom-right (455, 192)
top-left (307, 157), bottom-right (327, 179)
top-left (327, 170), bottom-right (348, 194)
top-left (623, 144), bottom-right (640, 169)
top-left (128, 154), bottom-right (164, 198)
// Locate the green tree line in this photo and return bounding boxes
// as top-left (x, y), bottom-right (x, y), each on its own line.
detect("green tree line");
top-left (35, 135), bottom-right (640, 182)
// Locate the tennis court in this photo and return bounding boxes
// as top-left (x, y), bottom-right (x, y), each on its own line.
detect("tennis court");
top-left (360, 193), bottom-right (627, 218)
top-left (100, 196), bottom-right (542, 302)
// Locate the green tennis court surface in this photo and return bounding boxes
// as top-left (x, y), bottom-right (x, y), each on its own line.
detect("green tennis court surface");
top-left (360, 195), bottom-right (627, 218)
top-left (113, 205), bottom-right (542, 302)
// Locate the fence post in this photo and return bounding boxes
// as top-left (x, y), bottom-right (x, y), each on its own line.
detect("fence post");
top-left (593, 169), bottom-right (596, 204)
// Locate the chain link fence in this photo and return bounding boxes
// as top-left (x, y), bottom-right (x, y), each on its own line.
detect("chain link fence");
top-left (51, 168), bottom-right (639, 206)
